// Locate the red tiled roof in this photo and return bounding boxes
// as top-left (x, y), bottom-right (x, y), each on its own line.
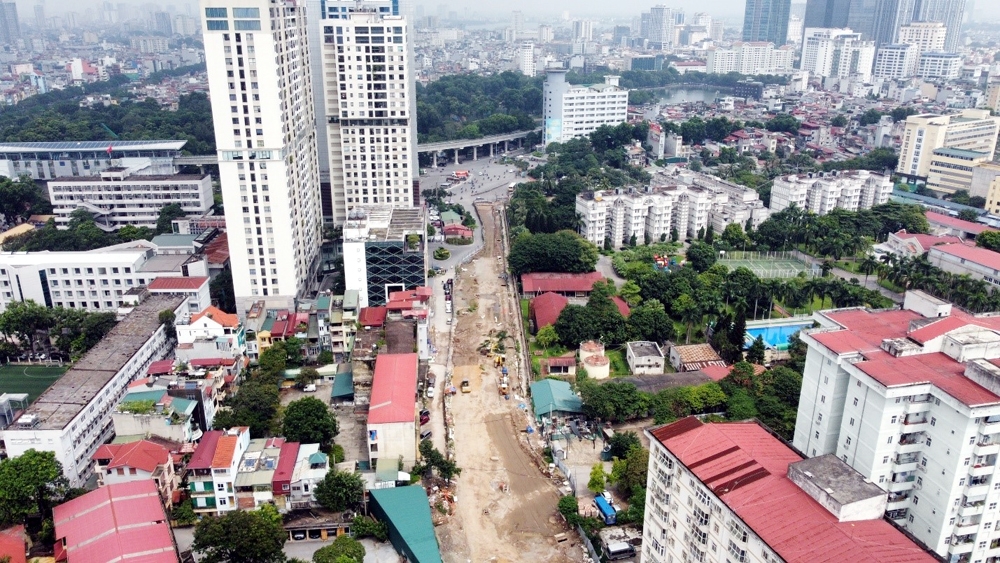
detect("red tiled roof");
top-left (189, 357), bottom-right (236, 368)
top-left (191, 305), bottom-right (240, 328)
top-left (926, 211), bottom-right (996, 235)
top-left (368, 353), bottom-right (418, 424)
top-left (147, 276), bottom-right (208, 291)
top-left (186, 430), bottom-right (222, 470)
top-left (146, 359), bottom-right (174, 375)
top-left (892, 229), bottom-right (966, 252)
top-left (272, 442), bottom-right (299, 496)
top-left (530, 292), bottom-right (568, 329)
top-left (359, 306), bottom-right (387, 327)
top-left (212, 435), bottom-right (238, 469)
top-left (92, 440), bottom-right (169, 473)
top-left (388, 287), bottom-right (432, 303)
top-left (53, 481), bottom-right (175, 563)
top-left (611, 296), bottom-right (631, 317)
top-left (0, 525), bottom-right (26, 563)
top-left (521, 271), bottom-right (605, 294)
top-left (856, 352), bottom-right (1000, 407)
top-left (546, 356), bottom-right (576, 367)
top-left (650, 419), bottom-right (938, 563)
top-left (930, 243), bottom-right (1000, 271)
top-left (699, 364), bottom-right (767, 382)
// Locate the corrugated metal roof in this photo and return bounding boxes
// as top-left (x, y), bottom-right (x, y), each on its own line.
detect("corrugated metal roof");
top-left (369, 486), bottom-right (442, 563)
top-left (368, 353), bottom-right (418, 424)
top-left (529, 379), bottom-right (583, 419)
top-left (187, 430), bottom-right (222, 470)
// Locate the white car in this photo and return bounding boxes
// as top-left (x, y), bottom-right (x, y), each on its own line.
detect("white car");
top-left (426, 386), bottom-right (435, 399)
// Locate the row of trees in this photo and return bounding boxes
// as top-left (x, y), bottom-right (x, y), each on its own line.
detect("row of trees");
top-left (565, 69), bottom-right (788, 91)
top-left (2, 205), bottom-right (188, 252)
top-left (415, 71), bottom-right (542, 142)
top-left (882, 254), bottom-right (1000, 313)
top-left (0, 300), bottom-right (116, 360)
top-left (508, 230), bottom-right (598, 276)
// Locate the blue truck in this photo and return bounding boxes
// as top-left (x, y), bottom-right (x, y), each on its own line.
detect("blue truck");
top-left (594, 494), bottom-right (617, 525)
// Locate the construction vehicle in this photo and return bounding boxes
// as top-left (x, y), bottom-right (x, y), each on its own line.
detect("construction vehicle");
top-left (461, 379), bottom-right (471, 393)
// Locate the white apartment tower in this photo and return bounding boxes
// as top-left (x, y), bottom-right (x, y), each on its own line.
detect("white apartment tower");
top-left (801, 28), bottom-right (876, 82)
top-left (316, 0), bottom-right (417, 225)
top-left (201, 0), bottom-right (323, 313)
top-left (898, 21), bottom-right (947, 54)
top-left (873, 43), bottom-right (918, 79)
top-left (769, 170), bottom-right (893, 214)
top-left (543, 70), bottom-right (628, 146)
top-left (518, 42), bottom-right (535, 77)
top-left (792, 291), bottom-right (1000, 560)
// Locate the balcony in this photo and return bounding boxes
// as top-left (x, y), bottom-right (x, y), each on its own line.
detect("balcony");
top-left (898, 432), bottom-right (926, 453)
top-left (902, 415), bottom-right (930, 433)
top-left (888, 474), bottom-right (916, 492)
top-left (894, 453), bottom-right (921, 473)
top-left (959, 500), bottom-right (985, 518)
top-left (955, 516), bottom-right (982, 533)
top-left (976, 437), bottom-right (1000, 457)
top-left (886, 492), bottom-right (910, 509)
top-left (981, 416), bottom-right (1000, 434)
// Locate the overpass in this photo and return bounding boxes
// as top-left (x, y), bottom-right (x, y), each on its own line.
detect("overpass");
top-left (171, 128), bottom-right (541, 168)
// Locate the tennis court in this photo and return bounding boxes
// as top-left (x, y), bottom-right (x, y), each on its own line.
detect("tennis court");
top-left (718, 251), bottom-right (814, 279)
top-left (0, 364), bottom-right (67, 402)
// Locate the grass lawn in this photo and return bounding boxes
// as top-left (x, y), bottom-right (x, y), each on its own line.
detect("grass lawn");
top-left (606, 349), bottom-right (630, 377)
top-left (0, 364), bottom-right (67, 402)
top-left (775, 296), bottom-right (834, 316)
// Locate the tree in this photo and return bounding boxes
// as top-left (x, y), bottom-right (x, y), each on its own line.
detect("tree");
top-left (0, 300), bottom-right (52, 351)
top-left (609, 446), bottom-right (649, 493)
top-left (296, 366), bottom-right (320, 388)
top-left (626, 300), bottom-right (676, 343)
top-left (727, 389), bottom-right (758, 420)
top-left (858, 109), bottom-right (884, 126)
top-left (159, 309), bottom-right (176, 339)
top-left (608, 431), bottom-right (641, 458)
top-left (765, 113), bottom-right (800, 133)
top-left (314, 470), bottom-right (365, 512)
top-left (685, 242), bottom-right (717, 272)
top-left (283, 397), bottom-right (338, 446)
top-left (672, 294), bottom-right (702, 344)
top-left (579, 380), bottom-right (650, 422)
top-left (619, 280), bottom-right (643, 307)
top-left (978, 231), bottom-right (1000, 253)
top-left (416, 439), bottom-right (462, 481)
top-left (0, 449), bottom-right (68, 527)
top-left (553, 305), bottom-right (600, 347)
top-left (830, 114), bottom-right (848, 127)
top-left (317, 350), bottom-right (334, 365)
top-left (0, 175), bottom-right (52, 224)
top-left (213, 379), bottom-right (281, 438)
top-left (959, 209), bottom-right (980, 222)
top-left (193, 504), bottom-right (287, 563)
top-left (720, 223), bottom-right (749, 249)
top-left (558, 495), bottom-right (580, 523)
top-left (535, 324), bottom-right (559, 348)
top-left (210, 266), bottom-right (236, 313)
top-left (588, 463), bottom-right (608, 493)
top-left (704, 224), bottom-right (715, 245)
top-left (508, 230), bottom-right (599, 276)
top-left (746, 336), bottom-right (766, 364)
top-left (283, 336), bottom-right (305, 366)
top-left (313, 535), bottom-right (366, 563)
top-left (258, 344), bottom-right (288, 379)
top-left (155, 203), bottom-right (186, 234)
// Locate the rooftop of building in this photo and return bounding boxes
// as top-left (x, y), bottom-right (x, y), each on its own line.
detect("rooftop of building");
top-left (188, 305), bottom-right (240, 328)
top-left (92, 440), bottom-right (170, 473)
top-left (925, 211), bottom-right (996, 234)
top-left (48, 173), bottom-right (208, 183)
top-left (150, 233), bottom-right (200, 247)
top-left (648, 418), bottom-right (938, 563)
top-left (929, 242), bottom-right (1000, 270)
top-left (139, 253), bottom-right (195, 273)
top-left (789, 455), bottom-right (886, 507)
top-left (368, 353), bottom-right (418, 425)
top-left (11, 295), bottom-right (183, 431)
top-left (931, 147), bottom-right (989, 159)
top-left (147, 276), bottom-right (208, 291)
top-left (0, 140), bottom-right (186, 153)
top-left (53, 480), bottom-right (176, 563)
top-left (343, 206), bottom-right (424, 242)
top-left (627, 341), bottom-right (663, 358)
top-left (521, 271), bottom-right (605, 293)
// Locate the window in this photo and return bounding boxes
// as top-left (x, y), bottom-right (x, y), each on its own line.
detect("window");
top-left (850, 418), bottom-right (855, 426)
top-left (853, 397), bottom-right (859, 406)
top-left (207, 20), bottom-right (229, 30)
top-left (232, 7), bottom-right (259, 17)
top-left (727, 541), bottom-right (747, 563)
top-left (891, 415), bottom-right (897, 423)
top-left (846, 437), bottom-right (852, 445)
top-left (205, 7), bottom-right (227, 17)
top-left (931, 417), bottom-right (936, 426)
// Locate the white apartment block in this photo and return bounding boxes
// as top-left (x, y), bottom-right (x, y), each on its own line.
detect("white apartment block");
top-left (918, 52), bottom-right (962, 80)
top-left (202, 0), bottom-right (324, 314)
top-left (899, 21), bottom-right (947, 54)
top-left (801, 28), bottom-right (876, 82)
top-left (873, 44), bottom-right (918, 79)
top-left (769, 170), bottom-right (893, 215)
top-left (576, 174), bottom-right (768, 248)
top-left (317, 0), bottom-right (417, 225)
top-left (0, 241), bottom-right (209, 313)
top-left (1, 294), bottom-right (186, 487)
top-left (543, 69), bottom-right (629, 146)
top-left (518, 42), bottom-right (535, 76)
top-left (705, 42), bottom-right (795, 75)
top-left (0, 140), bottom-right (184, 181)
top-left (897, 110), bottom-right (1000, 179)
top-left (792, 290), bottom-right (1000, 560)
top-left (47, 169), bottom-right (213, 231)
top-left (643, 418), bottom-right (937, 563)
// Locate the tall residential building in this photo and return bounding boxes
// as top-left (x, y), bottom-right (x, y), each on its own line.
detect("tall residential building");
top-left (152, 11), bottom-right (173, 35)
top-left (898, 21), bottom-right (947, 54)
top-left (33, 4), bottom-right (45, 29)
top-left (0, 2), bottom-right (19, 44)
top-left (201, 0), bottom-right (324, 313)
top-left (539, 25), bottom-right (554, 43)
top-left (518, 42), bottom-right (535, 76)
top-left (572, 19), bottom-right (594, 42)
top-left (873, 43), bottom-right (918, 78)
top-left (706, 42), bottom-right (795, 74)
top-left (642, 418), bottom-right (938, 563)
top-left (914, 0), bottom-right (967, 52)
top-left (988, 83), bottom-right (1000, 114)
top-left (315, 0), bottom-right (417, 225)
top-left (871, 0), bottom-right (916, 46)
top-left (786, 14), bottom-right (803, 43)
top-left (769, 170), bottom-right (893, 214)
top-left (917, 51), bottom-right (962, 79)
top-left (742, 0), bottom-right (791, 45)
top-left (647, 5), bottom-right (674, 47)
top-left (543, 70), bottom-right (628, 146)
top-left (897, 110), bottom-right (1000, 179)
top-left (791, 290), bottom-right (1000, 560)
top-left (511, 10), bottom-right (524, 41)
top-left (845, 0), bottom-right (878, 38)
top-left (801, 28), bottom-right (876, 81)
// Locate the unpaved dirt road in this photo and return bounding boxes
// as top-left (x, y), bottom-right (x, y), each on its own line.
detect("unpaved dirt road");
top-left (430, 204), bottom-right (584, 563)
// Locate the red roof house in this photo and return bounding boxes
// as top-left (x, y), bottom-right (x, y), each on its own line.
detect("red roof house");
top-left (521, 271), bottom-right (606, 297)
top-left (611, 296), bottom-right (631, 317)
top-left (53, 480), bottom-right (177, 563)
top-left (530, 292), bottom-right (568, 330)
top-left (92, 440), bottom-right (170, 474)
top-left (443, 224), bottom-right (473, 238)
top-left (926, 211), bottom-right (996, 238)
top-left (147, 276), bottom-right (209, 291)
top-left (186, 430), bottom-right (223, 471)
top-left (359, 306), bottom-right (388, 327)
top-left (0, 525), bottom-right (27, 563)
top-left (368, 353), bottom-right (419, 424)
top-left (272, 441), bottom-right (300, 498)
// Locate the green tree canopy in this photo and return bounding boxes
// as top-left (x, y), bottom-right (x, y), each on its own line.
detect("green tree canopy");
top-left (282, 397), bottom-right (338, 447)
top-left (313, 535), bottom-right (366, 563)
top-left (0, 449), bottom-right (68, 527)
top-left (192, 504), bottom-right (287, 563)
top-left (508, 230), bottom-right (599, 276)
top-left (314, 470), bottom-right (365, 512)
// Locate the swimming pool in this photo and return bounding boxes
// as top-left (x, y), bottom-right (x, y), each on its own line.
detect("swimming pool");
top-left (745, 323), bottom-right (812, 350)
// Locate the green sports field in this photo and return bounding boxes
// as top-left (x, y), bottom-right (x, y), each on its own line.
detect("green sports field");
top-left (0, 364), bottom-right (67, 402)
top-left (718, 257), bottom-right (812, 279)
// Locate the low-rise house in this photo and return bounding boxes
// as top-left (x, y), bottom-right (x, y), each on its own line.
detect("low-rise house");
top-left (92, 440), bottom-right (176, 510)
top-left (668, 343), bottom-right (726, 372)
top-left (884, 229), bottom-right (967, 258)
top-left (521, 272), bottom-right (606, 298)
top-left (367, 353), bottom-right (419, 468)
top-left (290, 444), bottom-right (330, 510)
top-left (186, 427), bottom-right (251, 516)
top-left (234, 437), bottom-right (283, 510)
top-left (175, 305), bottom-right (246, 363)
top-left (626, 341), bottom-right (666, 375)
top-left (530, 292), bottom-right (569, 331)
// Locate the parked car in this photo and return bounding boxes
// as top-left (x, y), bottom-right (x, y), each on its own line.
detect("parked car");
top-left (420, 409), bottom-right (430, 418)
top-left (420, 430), bottom-right (432, 440)
top-left (426, 386), bottom-right (435, 399)
top-left (291, 531), bottom-right (306, 541)
top-left (420, 414), bottom-right (430, 425)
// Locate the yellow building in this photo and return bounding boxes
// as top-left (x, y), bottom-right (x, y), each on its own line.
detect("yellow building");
top-left (926, 147), bottom-right (991, 195)
top-left (897, 109), bottom-right (1000, 179)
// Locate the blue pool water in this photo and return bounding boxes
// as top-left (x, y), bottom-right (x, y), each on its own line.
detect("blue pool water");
top-left (746, 323), bottom-right (812, 350)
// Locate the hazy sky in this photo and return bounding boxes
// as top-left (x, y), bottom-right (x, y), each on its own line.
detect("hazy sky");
top-left (14, 0), bottom-right (1000, 25)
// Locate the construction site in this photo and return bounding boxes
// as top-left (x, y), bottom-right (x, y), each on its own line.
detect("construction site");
top-left (430, 203), bottom-right (586, 563)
